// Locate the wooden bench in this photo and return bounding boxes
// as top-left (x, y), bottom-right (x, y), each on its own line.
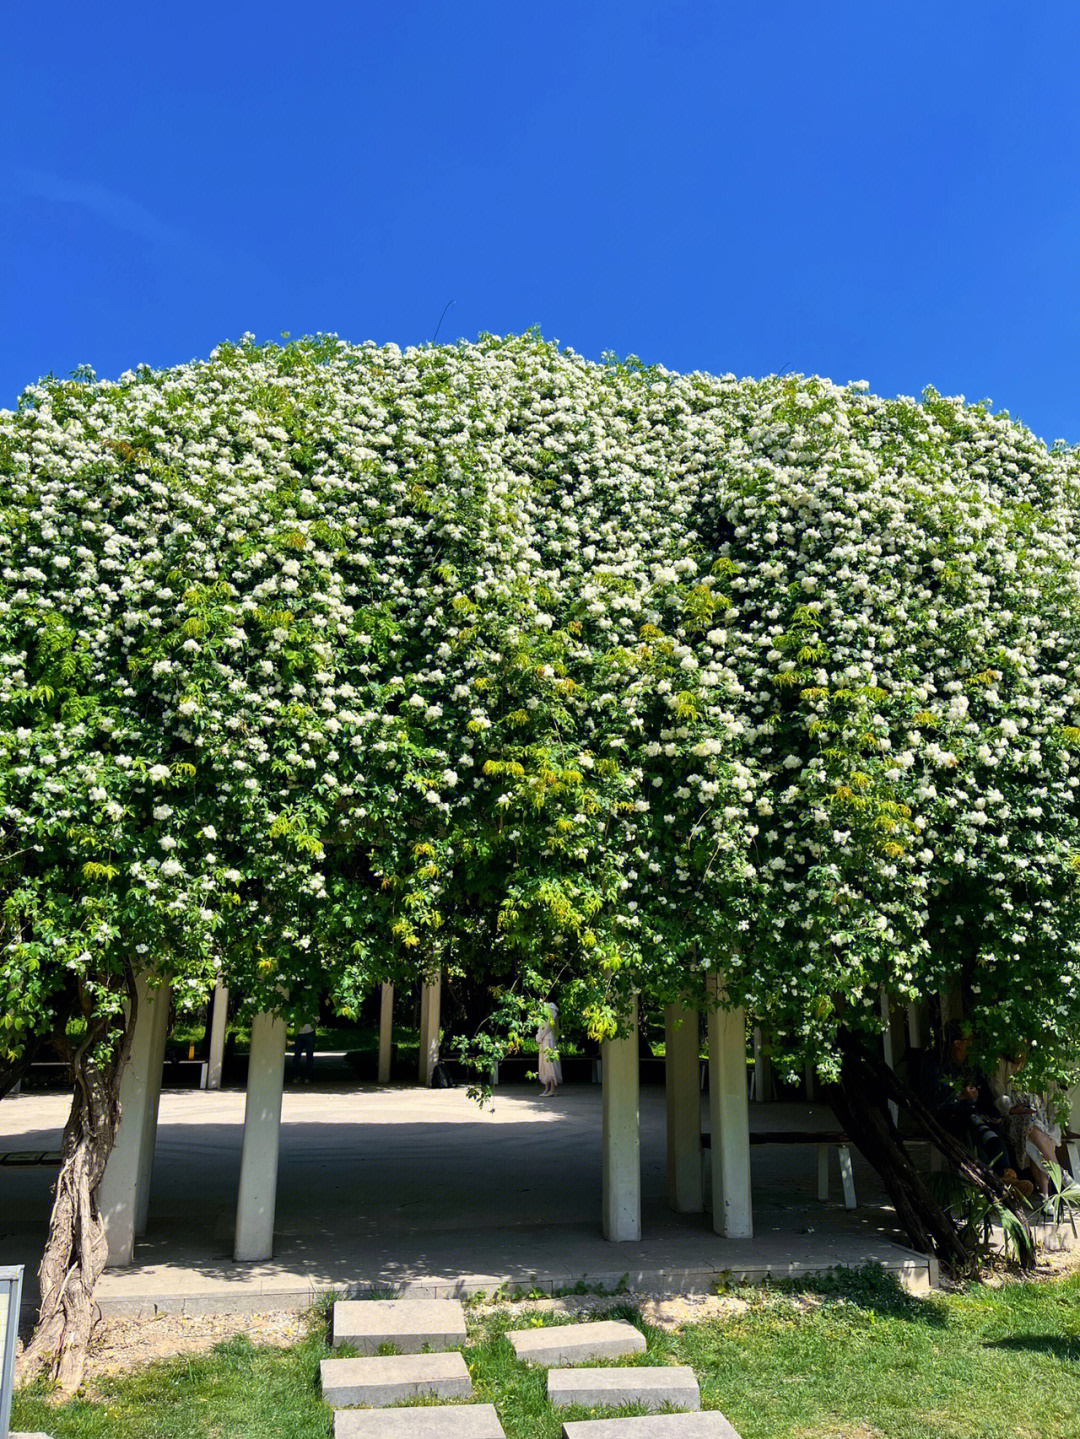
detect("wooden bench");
top-left (0, 1150), bottom-right (62, 1167)
top-left (702, 1130), bottom-right (857, 1209)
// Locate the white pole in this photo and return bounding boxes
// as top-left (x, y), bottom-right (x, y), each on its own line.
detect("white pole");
top-left (664, 1001), bottom-right (703, 1213)
top-left (99, 971), bottom-right (168, 1267)
top-left (906, 1001), bottom-right (926, 1050)
top-left (205, 981), bottom-right (229, 1090)
top-left (234, 1010), bottom-right (287, 1262)
top-left (752, 1026), bottom-right (771, 1103)
top-left (880, 988), bottom-right (899, 1127)
top-left (707, 974), bottom-right (752, 1239)
top-left (134, 976), bottom-right (171, 1236)
top-left (418, 975), bottom-right (441, 1086)
top-left (378, 983), bottom-right (394, 1085)
top-left (602, 996), bottom-right (641, 1241)
top-left (941, 988), bottom-right (963, 1024)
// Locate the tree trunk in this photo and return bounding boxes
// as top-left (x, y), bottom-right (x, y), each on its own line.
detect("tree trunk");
top-left (16, 968), bottom-right (136, 1397)
top-left (833, 1029), bottom-right (1033, 1275)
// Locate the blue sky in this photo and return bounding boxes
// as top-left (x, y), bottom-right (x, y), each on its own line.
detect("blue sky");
top-left (4, 1), bottom-right (1079, 444)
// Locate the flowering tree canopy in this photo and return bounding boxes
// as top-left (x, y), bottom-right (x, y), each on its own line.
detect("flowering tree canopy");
top-left (4, 333), bottom-right (1080, 1090)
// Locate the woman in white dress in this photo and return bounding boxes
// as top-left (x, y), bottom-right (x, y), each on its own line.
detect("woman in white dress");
top-left (537, 1001), bottom-right (562, 1097)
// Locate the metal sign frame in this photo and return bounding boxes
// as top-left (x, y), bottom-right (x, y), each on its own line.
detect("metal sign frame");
top-left (0, 1264), bottom-right (23, 1439)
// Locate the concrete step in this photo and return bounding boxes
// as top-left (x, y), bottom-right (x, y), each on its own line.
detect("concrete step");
top-left (334, 1404), bottom-right (505, 1438)
top-left (506, 1318), bottom-right (646, 1366)
top-left (332, 1298), bottom-right (468, 1353)
top-left (548, 1365), bottom-right (700, 1411)
top-left (562, 1414), bottom-right (741, 1438)
top-left (321, 1351), bottom-right (472, 1406)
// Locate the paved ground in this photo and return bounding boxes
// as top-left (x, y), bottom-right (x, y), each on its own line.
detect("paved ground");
top-left (1, 1079), bottom-right (936, 1316)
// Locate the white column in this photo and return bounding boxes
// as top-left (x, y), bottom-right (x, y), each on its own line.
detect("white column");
top-left (234, 1010), bottom-right (287, 1262)
top-left (134, 975), bottom-right (171, 1236)
top-left (665, 1001), bottom-right (703, 1213)
top-left (378, 983), bottom-right (394, 1085)
top-left (602, 996), bottom-right (640, 1241)
top-left (941, 988), bottom-right (963, 1024)
top-left (752, 1026), bottom-right (771, 1103)
top-left (99, 971), bottom-right (170, 1267)
top-left (205, 981), bottom-right (229, 1090)
top-left (880, 988), bottom-right (900, 1127)
top-left (418, 975), bottom-right (441, 1086)
top-left (906, 1001), bottom-right (926, 1050)
top-left (707, 975), bottom-right (752, 1239)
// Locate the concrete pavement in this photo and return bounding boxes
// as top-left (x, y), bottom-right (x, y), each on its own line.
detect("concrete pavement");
top-left (1, 1084), bottom-right (936, 1317)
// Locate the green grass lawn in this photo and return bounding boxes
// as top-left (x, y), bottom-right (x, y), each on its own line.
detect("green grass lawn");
top-left (13, 1267), bottom-right (1080, 1438)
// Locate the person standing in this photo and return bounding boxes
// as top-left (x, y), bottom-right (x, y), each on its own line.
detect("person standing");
top-left (291, 999), bottom-right (317, 1084)
top-left (537, 1000), bottom-right (562, 1097)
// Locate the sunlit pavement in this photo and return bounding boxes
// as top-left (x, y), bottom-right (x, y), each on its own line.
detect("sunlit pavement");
top-left (1, 1082), bottom-right (935, 1315)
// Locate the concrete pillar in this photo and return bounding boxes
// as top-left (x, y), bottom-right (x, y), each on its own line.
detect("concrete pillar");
top-left (665, 1001), bottom-right (703, 1213)
top-left (906, 1001), bottom-right (927, 1051)
top-left (752, 1026), bottom-right (772, 1103)
top-left (602, 997), bottom-right (640, 1241)
top-left (880, 988), bottom-right (904, 1127)
top-left (418, 975), bottom-right (441, 1086)
top-left (378, 983), bottom-right (394, 1085)
top-left (707, 975), bottom-right (752, 1239)
top-left (134, 976), bottom-right (171, 1236)
top-left (205, 981), bottom-right (229, 1090)
top-left (941, 988), bottom-right (963, 1025)
top-left (234, 1010), bottom-right (287, 1262)
top-left (99, 971), bottom-right (171, 1267)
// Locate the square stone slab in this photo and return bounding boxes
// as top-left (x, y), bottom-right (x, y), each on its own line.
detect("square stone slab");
top-left (334, 1404), bottom-right (505, 1438)
top-left (562, 1415), bottom-right (742, 1438)
top-left (321, 1351), bottom-right (472, 1406)
top-left (332, 1298), bottom-right (467, 1353)
top-left (507, 1318), bottom-right (646, 1366)
top-left (548, 1365), bottom-right (700, 1411)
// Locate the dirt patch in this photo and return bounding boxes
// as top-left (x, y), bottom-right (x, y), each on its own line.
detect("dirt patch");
top-left (638, 1294), bottom-right (750, 1330)
top-left (793, 1427), bottom-right (883, 1439)
top-left (17, 1308), bottom-right (310, 1398)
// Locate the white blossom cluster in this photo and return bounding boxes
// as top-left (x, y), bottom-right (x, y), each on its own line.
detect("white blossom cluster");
top-left (3, 334), bottom-right (1080, 1076)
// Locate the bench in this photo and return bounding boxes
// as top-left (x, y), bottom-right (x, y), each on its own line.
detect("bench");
top-left (0, 1150), bottom-right (62, 1167)
top-left (703, 1130), bottom-right (857, 1208)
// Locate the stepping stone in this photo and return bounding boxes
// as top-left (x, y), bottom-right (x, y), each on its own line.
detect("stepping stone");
top-left (548, 1365), bottom-right (700, 1411)
top-left (321, 1351), bottom-right (472, 1406)
top-left (507, 1319), bottom-right (645, 1366)
top-left (334, 1404), bottom-right (505, 1438)
top-left (562, 1415), bottom-right (742, 1438)
top-left (332, 1298), bottom-right (467, 1353)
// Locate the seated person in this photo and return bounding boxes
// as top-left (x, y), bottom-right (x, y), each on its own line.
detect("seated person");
top-left (992, 1053), bottom-right (1074, 1201)
top-left (911, 1024), bottom-right (1014, 1180)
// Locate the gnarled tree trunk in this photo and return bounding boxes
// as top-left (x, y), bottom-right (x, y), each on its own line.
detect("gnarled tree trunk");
top-left (16, 965), bottom-right (136, 1397)
top-left (833, 1028), bottom-right (1033, 1275)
